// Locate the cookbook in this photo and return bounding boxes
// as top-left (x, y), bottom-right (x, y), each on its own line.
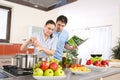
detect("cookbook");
top-left (67, 35), bottom-right (87, 46)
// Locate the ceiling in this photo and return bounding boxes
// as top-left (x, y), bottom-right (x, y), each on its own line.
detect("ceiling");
top-left (5, 0), bottom-right (77, 11)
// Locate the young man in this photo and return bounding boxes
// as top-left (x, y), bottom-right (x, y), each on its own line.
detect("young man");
top-left (53, 15), bottom-right (77, 61)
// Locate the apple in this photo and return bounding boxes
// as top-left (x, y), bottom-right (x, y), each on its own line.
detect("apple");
top-left (105, 61), bottom-right (109, 66)
top-left (91, 57), bottom-right (102, 63)
top-left (93, 61), bottom-right (101, 66)
top-left (94, 56), bottom-right (102, 61)
top-left (33, 62), bottom-right (41, 70)
top-left (86, 59), bottom-right (92, 65)
top-left (33, 68), bottom-right (43, 76)
top-left (58, 65), bottom-right (62, 70)
top-left (40, 61), bottom-right (49, 71)
top-left (54, 69), bottom-right (65, 76)
top-left (50, 58), bottom-right (59, 64)
top-left (101, 60), bottom-right (109, 66)
top-left (90, 57), bottom-right (97, 63)
top-left (44, 69), bottom-right (54, 76)
top-left (49, 62), bottom-right (58, 71)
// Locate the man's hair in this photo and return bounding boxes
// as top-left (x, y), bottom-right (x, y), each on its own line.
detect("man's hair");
top-left (56, 15), bottom-right (68, 24)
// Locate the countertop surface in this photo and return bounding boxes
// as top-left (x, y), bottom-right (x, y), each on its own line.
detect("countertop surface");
top-left (0, 68), bottom-right (120, 80)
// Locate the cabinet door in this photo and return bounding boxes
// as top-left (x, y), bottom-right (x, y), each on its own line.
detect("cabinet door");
top-left (0, 58), bottom-right (16, 66)
top-left (0, 58), bottom-right (11, 66)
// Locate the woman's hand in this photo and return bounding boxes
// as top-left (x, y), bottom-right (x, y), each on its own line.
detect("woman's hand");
top-left (29, 37), bottom-right (43, 52)
top-left (29, 37), bottom-right (39, 47)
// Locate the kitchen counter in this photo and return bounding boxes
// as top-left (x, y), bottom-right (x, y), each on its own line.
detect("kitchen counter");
top-left (65, 68), bottom-right (120, 80)
top-left (1, 68), bottom-right (120, 80)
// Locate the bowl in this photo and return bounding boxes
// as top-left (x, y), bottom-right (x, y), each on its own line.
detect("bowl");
top-left (86, 65), bottom-right (110, 72)
top-left (33, 75), bottom-right (66, 80)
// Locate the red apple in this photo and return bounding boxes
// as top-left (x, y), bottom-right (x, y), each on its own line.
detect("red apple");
top-left (49, 62), bottom-right (58, 71)
top-left (105, 61), bottom-right (109, 66)
top-left (40, 61), bottom-right (49, 71)
top-left (86, 59), bottom-right (92, 65)
top-left (101, 60), bottom-right (109, 66)
top-left (93, 61), bottom-right (101, 66)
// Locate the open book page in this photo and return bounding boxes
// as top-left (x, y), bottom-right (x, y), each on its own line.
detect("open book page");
top-left (67, 35), bottom-right (87, 46)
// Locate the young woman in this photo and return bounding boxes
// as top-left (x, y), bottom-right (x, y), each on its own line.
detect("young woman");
top-left (20, 20), bottom-right (57, 58)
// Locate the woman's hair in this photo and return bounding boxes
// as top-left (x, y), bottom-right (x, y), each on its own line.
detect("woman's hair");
top-left (56, 15), bottom-right (68, 25)
top-left (45, 20), bottom-right (56, 26)
top-left (45, 20), bottom-right (56, 38)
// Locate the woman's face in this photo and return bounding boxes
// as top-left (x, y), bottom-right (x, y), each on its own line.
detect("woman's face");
top-left (44, 23), bottom-right (55, 36)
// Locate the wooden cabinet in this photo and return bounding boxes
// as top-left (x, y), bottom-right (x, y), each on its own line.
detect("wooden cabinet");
top-left (0, 56), bottom-right (16, 66)
top-left (0, 58), bottom-right (12, 66)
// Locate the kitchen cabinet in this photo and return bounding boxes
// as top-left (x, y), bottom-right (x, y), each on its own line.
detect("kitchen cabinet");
top-left (0, 56), bottom-right (16, 66)
top-left (0, 58), bottom-right (12, 66)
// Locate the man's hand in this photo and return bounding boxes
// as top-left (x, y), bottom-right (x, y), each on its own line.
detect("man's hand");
top-left (65, 43), bottom-right (78, 50)
top-left (70, 45), bottom-right (78, 50)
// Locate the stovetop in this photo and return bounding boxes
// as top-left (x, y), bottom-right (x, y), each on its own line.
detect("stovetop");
top-left (3, 65), bottom-right (33, 76)
top-left (0, 68), bottom-right (14, 79)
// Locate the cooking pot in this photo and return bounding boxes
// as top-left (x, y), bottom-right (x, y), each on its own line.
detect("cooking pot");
top-left (16, 54), bottom-right (38, 69)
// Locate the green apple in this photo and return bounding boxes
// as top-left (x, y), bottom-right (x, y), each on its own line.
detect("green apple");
top-left (90, 57), bottom-right (96, 63)
top-left (37, 61), bottom-right (41, 67)
top-left (91, 57), bottom-right (103, 63)
top-left (54, 69), bottom-right (65, 76)
top-left (32, 64), bottom-right (37, 70)
top-left (33, 63), bottom-right (40, 70)
top-left (44, 69), bottom-right (54, 76)
top-left (33, 68), bottom-right (43, 76)
top-left (58, 65), bottom-right (62, 70)
top-left (97, 57), bottom-right (102, 61)
top-left (50, 58), bottom-right (59, 64)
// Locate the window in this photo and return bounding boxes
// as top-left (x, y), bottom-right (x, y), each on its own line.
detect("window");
top-left (72, 25), bottom-right (112, 64)
top-left (0, 5), bottom-right (11, 43)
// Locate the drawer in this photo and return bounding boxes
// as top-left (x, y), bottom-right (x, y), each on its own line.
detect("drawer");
top-left (0, 58), bottom-right (16, 66)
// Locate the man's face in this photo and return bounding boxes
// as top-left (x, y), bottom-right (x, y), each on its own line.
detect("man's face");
top-left (56, 21), bottom-right (66, 32)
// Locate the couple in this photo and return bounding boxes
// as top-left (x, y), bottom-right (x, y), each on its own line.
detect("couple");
top-left (20, 15), bottom-right (77, 61)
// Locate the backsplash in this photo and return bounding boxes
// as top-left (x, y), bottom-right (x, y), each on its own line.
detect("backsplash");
top-left (0, 43), bottom-right (34, 55)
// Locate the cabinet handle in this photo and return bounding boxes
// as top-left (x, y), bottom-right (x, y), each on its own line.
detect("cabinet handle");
top-left (1, 61), bottom-right (11, 63)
